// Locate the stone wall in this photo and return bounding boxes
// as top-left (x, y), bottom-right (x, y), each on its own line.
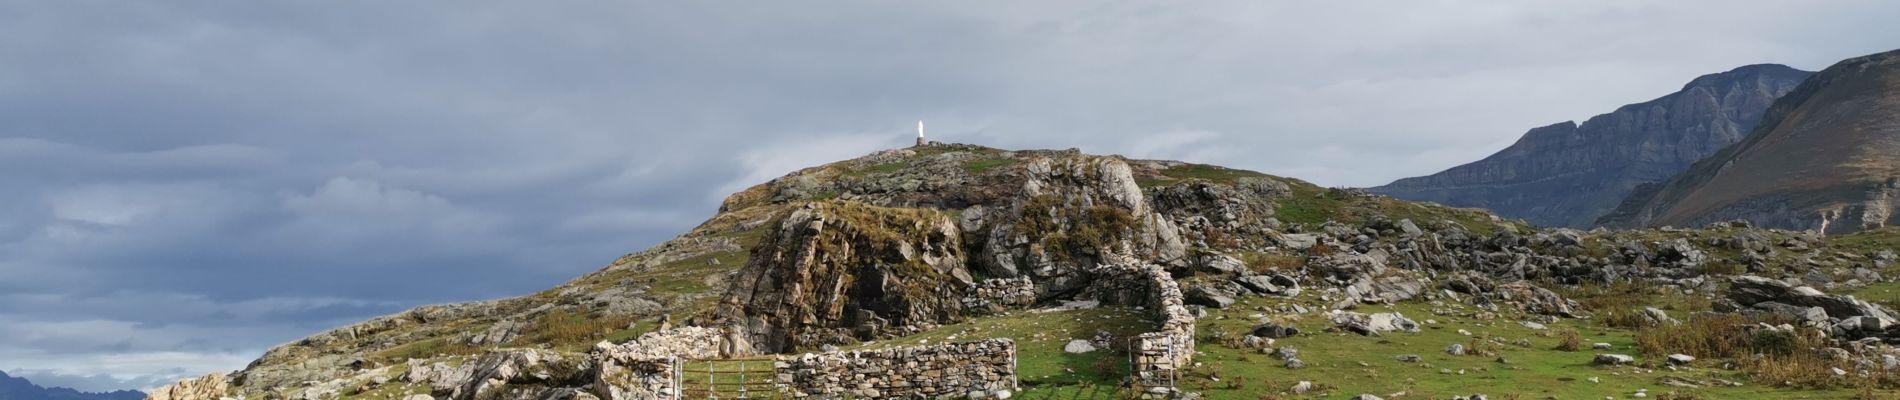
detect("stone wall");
top-left (594, 356), bottom-right (680, 400)
top-left (962, 276), bottom-right (1036, 310)
top-left (774, 338), bottom-right (1017, 399)
top-left (1082, 263), bottom-right (1197, 386)
top-left (593, 326), bottom-right (747, 399)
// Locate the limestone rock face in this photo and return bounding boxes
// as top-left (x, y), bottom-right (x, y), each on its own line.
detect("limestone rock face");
top-left (1601, 50), bottom-right (1900, 233)
top-left (974, 156), bottom-right (1187, 294)
top-left (145, 373), bottom-right (229, 400)
top-left (719, 201), bottom-right (972, 352)
top-left (1372, 64), bottom-right (1811, 227)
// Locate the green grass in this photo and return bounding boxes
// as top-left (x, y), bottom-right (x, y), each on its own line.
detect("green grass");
top-left (1169, 297), bottom-right (1860, 399)
top-left (1275, 183), bottom-right (1346, 225)
top-left (1161, 164), bottom-right (1265, 183)
top-left (1852, 282), bottom-right (1900, 310)
top-left (371, 337), bottom-right (478, 364)
top-left (1140, 164), bottom-right (1269, 187)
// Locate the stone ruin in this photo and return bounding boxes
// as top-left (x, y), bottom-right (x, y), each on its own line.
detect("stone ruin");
top-left (1081, 262), bottom-right (1199, 388)
top-left (774, 338), bottom-right (1017, 398)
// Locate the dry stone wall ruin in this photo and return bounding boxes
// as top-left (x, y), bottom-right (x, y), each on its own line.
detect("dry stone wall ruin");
top-left (1081, 263), bottom-right (1198, 386)
top-left (774, 339), bottom-right (1018, 398)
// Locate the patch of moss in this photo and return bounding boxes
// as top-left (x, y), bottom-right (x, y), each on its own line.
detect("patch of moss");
top-left (844, 162), bottom-right (907, 177)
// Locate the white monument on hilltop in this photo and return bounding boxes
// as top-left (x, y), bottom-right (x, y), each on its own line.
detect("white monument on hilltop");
top-left (915, 120), bottom-right (926, 146)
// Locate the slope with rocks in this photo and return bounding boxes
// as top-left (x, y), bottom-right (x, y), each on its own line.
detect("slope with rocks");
top-left (151, 143), bottom-right (1900, 399)
top-left (1370, 64), bottom-right (1810, 228)
top-left (1601, 49), bottom-right (1900, 233)
top-left (162, 144), bottom-right (1518, 399)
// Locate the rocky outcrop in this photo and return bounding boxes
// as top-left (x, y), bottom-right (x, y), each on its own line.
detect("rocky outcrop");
top-left (973, 156), bottom-right (1187, 293)
top-left (719, 201), bottom-right (972, 352)
top-left (1725, 275), bottom-right (1899, 341)
top-left (1371, 64), bottom-right (1811, 228)
top-left (144, 373), bottom-right (228, 400)
top-left (1601, 49), bottom-right (1900, 233)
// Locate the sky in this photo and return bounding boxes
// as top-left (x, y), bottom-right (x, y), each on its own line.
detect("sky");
top-left (3, 0), bottom-right (1899, 392)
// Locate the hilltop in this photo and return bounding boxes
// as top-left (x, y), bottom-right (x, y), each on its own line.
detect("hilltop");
top-left (149, 143), bottom-right (1900, 400)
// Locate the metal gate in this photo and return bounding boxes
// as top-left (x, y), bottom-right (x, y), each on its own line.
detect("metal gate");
top-left (679, 358), bottom-right (780, 399)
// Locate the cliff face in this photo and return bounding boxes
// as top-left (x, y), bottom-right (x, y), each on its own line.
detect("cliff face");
top-left (717, 201), bottom-right (971, 352)
top-left (1370, 64), bottom-right (1811, 227)
top-left (1599, 49), bottom-right (1900, 233)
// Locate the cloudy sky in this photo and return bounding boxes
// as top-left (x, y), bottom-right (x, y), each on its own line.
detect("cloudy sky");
top-left (3, 0), bottom-right (1899, 392)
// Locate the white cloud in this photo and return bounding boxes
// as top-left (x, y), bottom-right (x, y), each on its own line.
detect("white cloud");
top-left (714, 133), bottom-right (904, 200)
top-left (281, 177), bottom-right (503, 236)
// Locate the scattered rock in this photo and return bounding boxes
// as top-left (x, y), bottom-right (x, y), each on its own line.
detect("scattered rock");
top-left (1063, 340), bottom-right (1097, 354)
top-left (1331, 311), bottom-right (1421, 336)
top-left (1667, 354), bottom-right (1696, 365)
top-left (1185, 287), bottom-right (1236, 309)
top-left (1593, 354), bottom-right (1635, 365)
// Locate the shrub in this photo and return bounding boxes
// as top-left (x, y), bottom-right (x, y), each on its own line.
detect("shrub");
top-left (1554, 329), bottom-right (1582, 352)
top-left (1241, 252), bottom-right (1304, 273)
top-left (1466, 335), bottom-right (1504, 357)
top-left (1634, 314), bottom-right (1754, 358)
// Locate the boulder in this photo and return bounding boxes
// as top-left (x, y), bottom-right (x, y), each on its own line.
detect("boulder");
top-left (1593, 354), bottom-right (1635, 365)
top-left (1666, 354), bottom-right (1696, 365)
top-left (1063, 340), bottom-right (1097, 354)
top-left (1185, 287), bottom-right (1236, 309)
top-left (1332, 311), bottom-right (1421, 336)
top-left (1641, 307), bottom-right (1677, 326)
top-left (1251, 322), bottom-right (1300, 338)
top-left (1193, 252), bottom-right (1246, 274)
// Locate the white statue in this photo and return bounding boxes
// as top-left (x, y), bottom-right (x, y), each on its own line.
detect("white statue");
top-left (916, 120), bottom-right (926, 146)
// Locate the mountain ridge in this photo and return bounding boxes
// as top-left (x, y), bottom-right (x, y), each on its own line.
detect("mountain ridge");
top-left (0, 370), bottom-right (144, 400)
top-left (1368, 63), bottom-right (1812, 227)
top-left (1599, 48), bottom-right (1900, 232)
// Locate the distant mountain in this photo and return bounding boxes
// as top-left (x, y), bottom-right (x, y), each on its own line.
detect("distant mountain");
top-left (1600, 49), bottom-right (1900, 233)
top-left (1368, 64), bottom-right (1812, 227)
top-left (0, 371), bottom-right (143, 400)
